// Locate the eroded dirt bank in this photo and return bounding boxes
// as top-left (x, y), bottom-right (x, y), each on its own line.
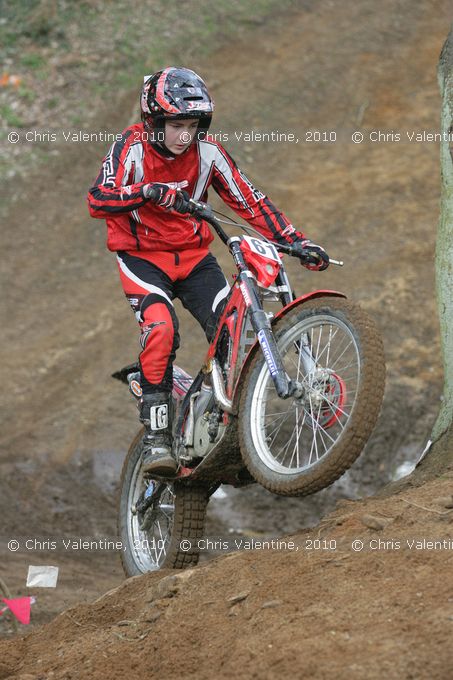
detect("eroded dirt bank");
top-left (2, 474), bottom-right (453, 679)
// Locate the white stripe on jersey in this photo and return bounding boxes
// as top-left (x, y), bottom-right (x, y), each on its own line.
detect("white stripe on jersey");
top-left (193, 141), bottom-right (217, 200)
top-left (123, 142), bottom-right (144, 184)
top-left (116, 255), bottom-right (174, 306)
top-left (195, 141), bottom-right (252, 214)
top-left (102, 142), bottom-right (116, 185)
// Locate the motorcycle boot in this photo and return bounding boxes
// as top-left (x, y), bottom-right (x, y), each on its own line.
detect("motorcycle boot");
top-left (139, 392), bottom-right (177, 476)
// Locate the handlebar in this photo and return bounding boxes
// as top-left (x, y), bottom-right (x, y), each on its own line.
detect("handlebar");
top-left (181, 194), bottom-right (344, 266)
top-left (146, 187), bottom-right (343, 266)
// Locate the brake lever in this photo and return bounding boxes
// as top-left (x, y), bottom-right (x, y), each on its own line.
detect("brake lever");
top-left (286, 244), bottom-right (344, 267)
top-left (186, 197), bottom-right (213, 218)
top-left (301, 255), bottom-right (344, 267)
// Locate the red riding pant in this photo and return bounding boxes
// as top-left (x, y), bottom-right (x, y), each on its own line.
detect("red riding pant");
top-left (116, 249), bottom-right (230, 394)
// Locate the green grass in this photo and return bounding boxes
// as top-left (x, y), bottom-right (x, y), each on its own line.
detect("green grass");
top-left (18, 87), bottom-right (35, 103)
top-left (20, 52), bottom-right (46, 69)
top-left (2, 0), bottom-right (295, 88)
top-left (0, 0), bottom-right (297, 183)
top-left (0, 104), bottom-right (25, 128)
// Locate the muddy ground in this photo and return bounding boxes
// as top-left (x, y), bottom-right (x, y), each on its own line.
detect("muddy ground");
top-left (1, 0), bottom-right (453, 676)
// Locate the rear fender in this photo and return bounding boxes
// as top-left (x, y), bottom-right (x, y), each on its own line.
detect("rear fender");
top-left (232, 289), bottom-right (346, 404)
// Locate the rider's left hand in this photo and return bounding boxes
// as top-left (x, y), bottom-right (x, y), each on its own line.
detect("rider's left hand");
top-left (293, 239), bottom-right (330, 271)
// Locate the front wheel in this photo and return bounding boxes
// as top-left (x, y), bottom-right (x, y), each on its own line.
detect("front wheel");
top-left (238, 298), bottom-right (385, 496)
top-left (118, 430), bottom-right (209, 576)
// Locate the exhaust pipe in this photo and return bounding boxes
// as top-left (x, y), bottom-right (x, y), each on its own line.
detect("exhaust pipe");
top-left (211, 359), bottom-right (234, 414)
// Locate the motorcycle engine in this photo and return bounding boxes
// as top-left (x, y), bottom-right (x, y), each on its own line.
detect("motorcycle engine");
top-left (193, 412), bottom-right (224, 458)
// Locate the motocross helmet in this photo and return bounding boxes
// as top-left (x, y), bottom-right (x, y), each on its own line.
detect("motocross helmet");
top-left (141, 67), bottom-right (214, 152)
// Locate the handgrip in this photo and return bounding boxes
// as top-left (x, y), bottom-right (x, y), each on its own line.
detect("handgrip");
top-left (143, 184), bottom-right (161, 202)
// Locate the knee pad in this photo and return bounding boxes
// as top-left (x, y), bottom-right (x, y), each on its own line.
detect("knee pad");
top-left (139, 294), bottom-right (180, 388)
top-left (140, 293), bottom-right (180, 348)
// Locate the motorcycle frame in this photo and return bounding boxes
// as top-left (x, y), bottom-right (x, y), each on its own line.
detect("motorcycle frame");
top-left (162, 203), bottom-right (346, 482)
top-left (174, 234), bottom-right (345, 455)
top-left (205, 237), bottom-right (346, 407)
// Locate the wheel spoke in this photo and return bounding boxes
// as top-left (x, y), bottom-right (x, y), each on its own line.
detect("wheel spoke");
top-left (302, 406), bottom-right (338, 442)
top-left (295, 404), bottom-right (300, 467)
top-left (288, 406), bottom-right (307, 468)
top-left (265, 409), bottom-right (292, 429)
top-left (266, 409), bottom-right (292, 418)
top-left (274, 420), bottom-right (299, 462)
top-left (154, 520), bottom-right (166, 563)
top-left (329, 340), bottom-right (354, 370)
top-left (319, 393), bottom-right (351, 422)
top-left (313, 323), bottom-right (323, 365)
top-left (266, 411), bottom-right (292, 445)
top-left (249, 311), bottom-right (362, 475)
top-left (325, 324), bottom-right (334, 367)
top-left (304, 325), bottom-right (340, 369)
top-left (330, 360), bottom-right (357, 374)
top-left (307, 389), bottom-right (321, 464)
top-left (315, 419), bottom-right (331, 455)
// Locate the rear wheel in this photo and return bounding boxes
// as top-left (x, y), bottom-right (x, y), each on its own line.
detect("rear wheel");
top-left (238, 298), bottom-right (385, 496)
top-left (118, 430), bottom-right (209, 576)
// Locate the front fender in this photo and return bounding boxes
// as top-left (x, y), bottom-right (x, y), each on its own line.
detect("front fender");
top-left (273, 289), bottom-right (346, 322)
top-left (232, 289), bottom-right (346, 405)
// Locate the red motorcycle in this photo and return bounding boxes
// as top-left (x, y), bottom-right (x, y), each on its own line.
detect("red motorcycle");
top-left (116, 198), bottom-right (385, 576)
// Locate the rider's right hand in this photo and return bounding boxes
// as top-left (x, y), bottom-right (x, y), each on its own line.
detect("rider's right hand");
top-left (142, 184), bottom-right (192, 214)
top-left (142, 182), bottom-right (178, 209)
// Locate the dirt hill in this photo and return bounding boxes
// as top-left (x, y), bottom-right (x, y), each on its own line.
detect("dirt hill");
top-left (2, 475), bottom-right (453, 679)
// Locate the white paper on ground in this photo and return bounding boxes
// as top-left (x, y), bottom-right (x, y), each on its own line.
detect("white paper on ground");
top-left (26, 565), bottom-right (59, 588)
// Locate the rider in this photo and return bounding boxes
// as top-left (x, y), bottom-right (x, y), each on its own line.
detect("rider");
top-left (87, 67), bottom-right (329, 477)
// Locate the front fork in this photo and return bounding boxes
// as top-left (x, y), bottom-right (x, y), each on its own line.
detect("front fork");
top-left (238, 270), bottom-right (302, 400)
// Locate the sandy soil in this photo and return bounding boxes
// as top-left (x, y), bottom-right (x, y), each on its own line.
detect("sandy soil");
top-left (1, 0), bottom-right (452, 676)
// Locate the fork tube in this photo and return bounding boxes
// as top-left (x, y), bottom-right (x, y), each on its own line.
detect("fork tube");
top-left (229, 239), bottom-right (293, 399)
top-left (275, 267), bottom-right (293, 306)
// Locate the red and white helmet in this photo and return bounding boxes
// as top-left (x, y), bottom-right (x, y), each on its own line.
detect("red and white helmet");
top-left (141, 67), bottom-right (214, 143)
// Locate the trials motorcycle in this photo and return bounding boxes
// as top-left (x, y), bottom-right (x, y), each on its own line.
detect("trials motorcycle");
top-left (115, 197), bottom-right (385, 576)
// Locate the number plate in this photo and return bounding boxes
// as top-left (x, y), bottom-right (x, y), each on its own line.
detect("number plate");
top-left (242, 235), bottom-right (280, 263)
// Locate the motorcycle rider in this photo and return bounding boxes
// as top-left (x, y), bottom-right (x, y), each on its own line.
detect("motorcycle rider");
top-left (87, 67), bottom-right (329, 477)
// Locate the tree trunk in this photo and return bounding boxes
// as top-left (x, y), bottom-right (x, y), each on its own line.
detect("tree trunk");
top-left (410, 23), bottom-right (453, 482)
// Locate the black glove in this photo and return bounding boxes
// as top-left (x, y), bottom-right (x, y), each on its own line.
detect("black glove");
top-left (293, 239), bottom-right (329, 271)
top-left (142, 183), bottom-right (178, 209)
top-left (142, 183), bottom-right (192, 214)
top-left (172, 189), bottom-right (192, 214)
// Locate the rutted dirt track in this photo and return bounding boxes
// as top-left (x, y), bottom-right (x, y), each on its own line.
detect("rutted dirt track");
top-left (1, 1), bottom-right (453, 677)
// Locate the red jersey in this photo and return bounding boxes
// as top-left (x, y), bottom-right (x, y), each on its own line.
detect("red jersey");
top-left (87, 123), bottom-right (303, 253)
